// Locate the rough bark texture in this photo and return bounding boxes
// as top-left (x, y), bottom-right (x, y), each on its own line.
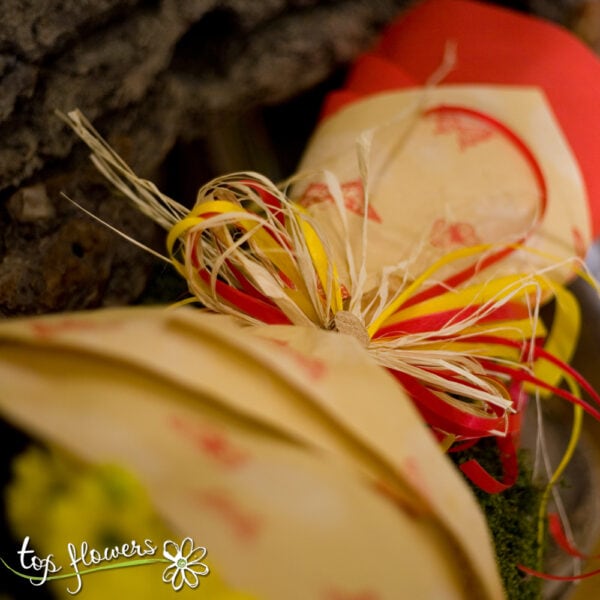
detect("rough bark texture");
top-left (0, 0), bottom-right (412, 316)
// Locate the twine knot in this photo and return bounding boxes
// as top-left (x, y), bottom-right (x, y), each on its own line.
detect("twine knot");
top-left (334, 311), bottom-right (370, 347)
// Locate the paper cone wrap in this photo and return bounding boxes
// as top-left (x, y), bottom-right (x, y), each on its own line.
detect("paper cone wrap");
top-left (0, 307), bottom-right (505, 599)
top-left (297, 85), bottom-right (589, 288)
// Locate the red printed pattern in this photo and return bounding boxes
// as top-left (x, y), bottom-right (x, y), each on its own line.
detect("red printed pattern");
top-left (429, 218), bottom-right (481, 249)
top-left (195, 489), bottom-right (263, 542)
top-left (432, 110), bottom-right (495, 151)
top-left (30, 318), bottom-right (118, 339)
top-left (169, 415), bottom-right (250, 469)
top-left (259, 337), bottom-right (326, 381)
top-left (572, 226), bottom-right (586, 259)
top-left (299, 180), bottom-right (382, 223)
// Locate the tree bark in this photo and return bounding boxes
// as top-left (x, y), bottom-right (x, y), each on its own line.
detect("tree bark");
top-left (0, 0), bottom-right (409, 315)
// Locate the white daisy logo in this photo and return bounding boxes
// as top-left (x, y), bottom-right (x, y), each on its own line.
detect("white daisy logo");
top-left (162, 537), bottom-right (210, 591)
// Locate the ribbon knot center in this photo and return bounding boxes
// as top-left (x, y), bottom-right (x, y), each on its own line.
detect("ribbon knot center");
top-left (334, 311), bottom-right (370, 347)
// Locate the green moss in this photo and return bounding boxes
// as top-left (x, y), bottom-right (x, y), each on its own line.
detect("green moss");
top-left (451, 439), bottom-right (544, 600)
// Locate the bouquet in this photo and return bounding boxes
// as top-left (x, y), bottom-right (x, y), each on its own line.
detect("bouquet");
top-left (2, 1), bottom-right (600, 598)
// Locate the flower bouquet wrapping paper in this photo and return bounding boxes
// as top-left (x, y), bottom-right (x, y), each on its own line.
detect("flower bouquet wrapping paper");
top-left (0, 307), bottom-right (504, 599)
top-left (2, 0), bottom-right (600, 599)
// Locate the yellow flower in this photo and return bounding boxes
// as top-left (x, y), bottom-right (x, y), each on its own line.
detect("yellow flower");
top-left (5, 445), bottom-right (258, 600)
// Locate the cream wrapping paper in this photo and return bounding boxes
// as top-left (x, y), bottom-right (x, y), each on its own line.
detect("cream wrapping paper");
top-left (0, 306), bottom-right (504, 599)
top-left (295, 85), bottom-right (590, 290)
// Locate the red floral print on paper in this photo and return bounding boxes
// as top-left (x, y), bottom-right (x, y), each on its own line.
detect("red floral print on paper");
top-left (429, 218), bottom-right (481, 249)
top-left (402, 456), bottom-right (433, 509)
top-left (299, 180), bottom-right (382, 223)
top-left (169, 415), bottom-right (250, 469)
top-left (572, 226), bottom-right (587, 259)
top-left (260, 337), bottom-right (326, 381)
top-left (195, 489), bottom-right (262, 542)
top-left (315, 279), bottom-right (350, 303)
top-left (432, 111), bottom-right (495, 151)
top-left (30, 318), bottom-right (118, 339)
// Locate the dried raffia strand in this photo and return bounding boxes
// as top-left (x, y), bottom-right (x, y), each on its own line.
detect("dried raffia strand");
top-left (59, 110), bottom-right (187, 230)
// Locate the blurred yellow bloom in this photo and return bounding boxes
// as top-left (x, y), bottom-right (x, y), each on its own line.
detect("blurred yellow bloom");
top-left (5, 445), bottom-right (257, 600)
